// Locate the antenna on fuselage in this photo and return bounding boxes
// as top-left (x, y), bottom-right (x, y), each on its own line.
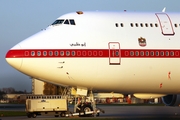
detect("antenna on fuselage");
top-left (162, 7), bottom-right (166, 12)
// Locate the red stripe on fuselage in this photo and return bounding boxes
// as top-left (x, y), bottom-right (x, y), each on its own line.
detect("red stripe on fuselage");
top-left (5, 49), bottom-right (180, 58)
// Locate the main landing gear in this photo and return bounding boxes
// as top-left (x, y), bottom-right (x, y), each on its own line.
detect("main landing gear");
top-left (71, 89), bottom-right (103, 117)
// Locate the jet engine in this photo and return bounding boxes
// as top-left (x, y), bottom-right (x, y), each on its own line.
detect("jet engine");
top-left (162, 94), bottom-right (180, 106)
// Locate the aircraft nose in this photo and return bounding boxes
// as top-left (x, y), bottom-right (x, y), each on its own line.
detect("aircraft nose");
top-left (5, 44), bottom-right (23, 70)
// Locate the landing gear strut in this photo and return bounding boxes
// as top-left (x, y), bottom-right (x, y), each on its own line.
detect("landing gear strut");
top-left (73, 90), bottom-right (100, 117)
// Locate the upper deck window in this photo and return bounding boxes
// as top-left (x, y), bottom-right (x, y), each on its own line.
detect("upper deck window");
top-left (51, 19), bottom-right (64, 25)
top-left (140, 23), bottom-right (143, 27)
top-left (120, 23), bottom-right (124, 27)
top-left (145, 23), bottom-right (148, 27)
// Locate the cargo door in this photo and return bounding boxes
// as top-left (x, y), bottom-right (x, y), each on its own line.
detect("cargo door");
top-left (108, 42), bottom-right (120, 65)
top-left (156, 13), bottom-right (175, 35)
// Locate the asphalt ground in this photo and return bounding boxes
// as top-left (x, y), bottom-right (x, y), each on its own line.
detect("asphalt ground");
top-left (1, 105), bottom-right (180, 120)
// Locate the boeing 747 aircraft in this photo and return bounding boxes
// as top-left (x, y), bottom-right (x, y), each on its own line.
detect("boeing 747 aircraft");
top-left (5, 11), bottom-right (180, 108)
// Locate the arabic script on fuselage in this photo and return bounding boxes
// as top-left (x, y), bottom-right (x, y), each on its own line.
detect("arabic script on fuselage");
top-left (70, 42), bottom-right (86, 47)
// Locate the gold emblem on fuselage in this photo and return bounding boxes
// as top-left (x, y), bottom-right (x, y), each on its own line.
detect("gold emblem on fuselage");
top-left (138, 37), bottom-right (146, 47)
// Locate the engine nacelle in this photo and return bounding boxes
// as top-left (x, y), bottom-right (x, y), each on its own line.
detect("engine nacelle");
top-left (162, 94), bottom-right (180, 106)
top-left (133, 93), bottom-right (165, 99)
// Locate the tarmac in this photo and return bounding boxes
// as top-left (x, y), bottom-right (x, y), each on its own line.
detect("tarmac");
top-left (1, 105), bottom-right (180, 120)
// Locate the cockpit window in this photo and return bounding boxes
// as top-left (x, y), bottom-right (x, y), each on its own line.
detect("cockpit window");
top-left (51, 19), bottom-right (64, 25)
top-left (70, 19), bottom-right (76, 25)
top-left (64, 19), bottom-right (69, 24)
top-left (51, 19), bottom-right (76, 26)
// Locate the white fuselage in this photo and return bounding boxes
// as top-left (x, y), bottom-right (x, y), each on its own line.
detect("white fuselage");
top-left (6, 11), bottom-right (180, 95)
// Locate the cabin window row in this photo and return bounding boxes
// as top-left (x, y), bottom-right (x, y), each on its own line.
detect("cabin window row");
top-left (115, 23), bottom-right (180, 28)
top-left (24, 50), bottom-right (179, 57)
top-left (27, 51), bottom-right (104, 57)
top-left (26, 95), bottom-right (62, 99)
top-left (115, 23), bottom-right (159, 27)
top-left (127, 51), bottom-right (178, 57)
top-left (130, 23), bottom-right (158, 27)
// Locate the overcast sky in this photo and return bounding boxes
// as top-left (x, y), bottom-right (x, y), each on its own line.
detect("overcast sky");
top-left (0, 0), bottom-right (180, 92)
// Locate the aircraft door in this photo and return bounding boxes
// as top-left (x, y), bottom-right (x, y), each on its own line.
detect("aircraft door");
top-left (155, 13), bottom-right (175, 35)
top-left (108, 42), bottom-right (120, 65)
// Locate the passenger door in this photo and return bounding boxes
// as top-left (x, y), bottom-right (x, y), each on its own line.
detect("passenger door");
top-left (156, 13), bottom-right (175, 35)
top-left (108, 42), bottom-right (121, 65)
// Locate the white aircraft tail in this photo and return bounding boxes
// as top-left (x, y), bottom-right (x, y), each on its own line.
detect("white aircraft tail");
top-left (162, 7), bottom-right (166, 12)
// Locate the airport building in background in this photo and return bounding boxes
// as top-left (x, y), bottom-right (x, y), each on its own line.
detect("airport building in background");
top-left (32, 78), bottom-right (44, 95)
top-left (32, 78), bottom-right (59, 95)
